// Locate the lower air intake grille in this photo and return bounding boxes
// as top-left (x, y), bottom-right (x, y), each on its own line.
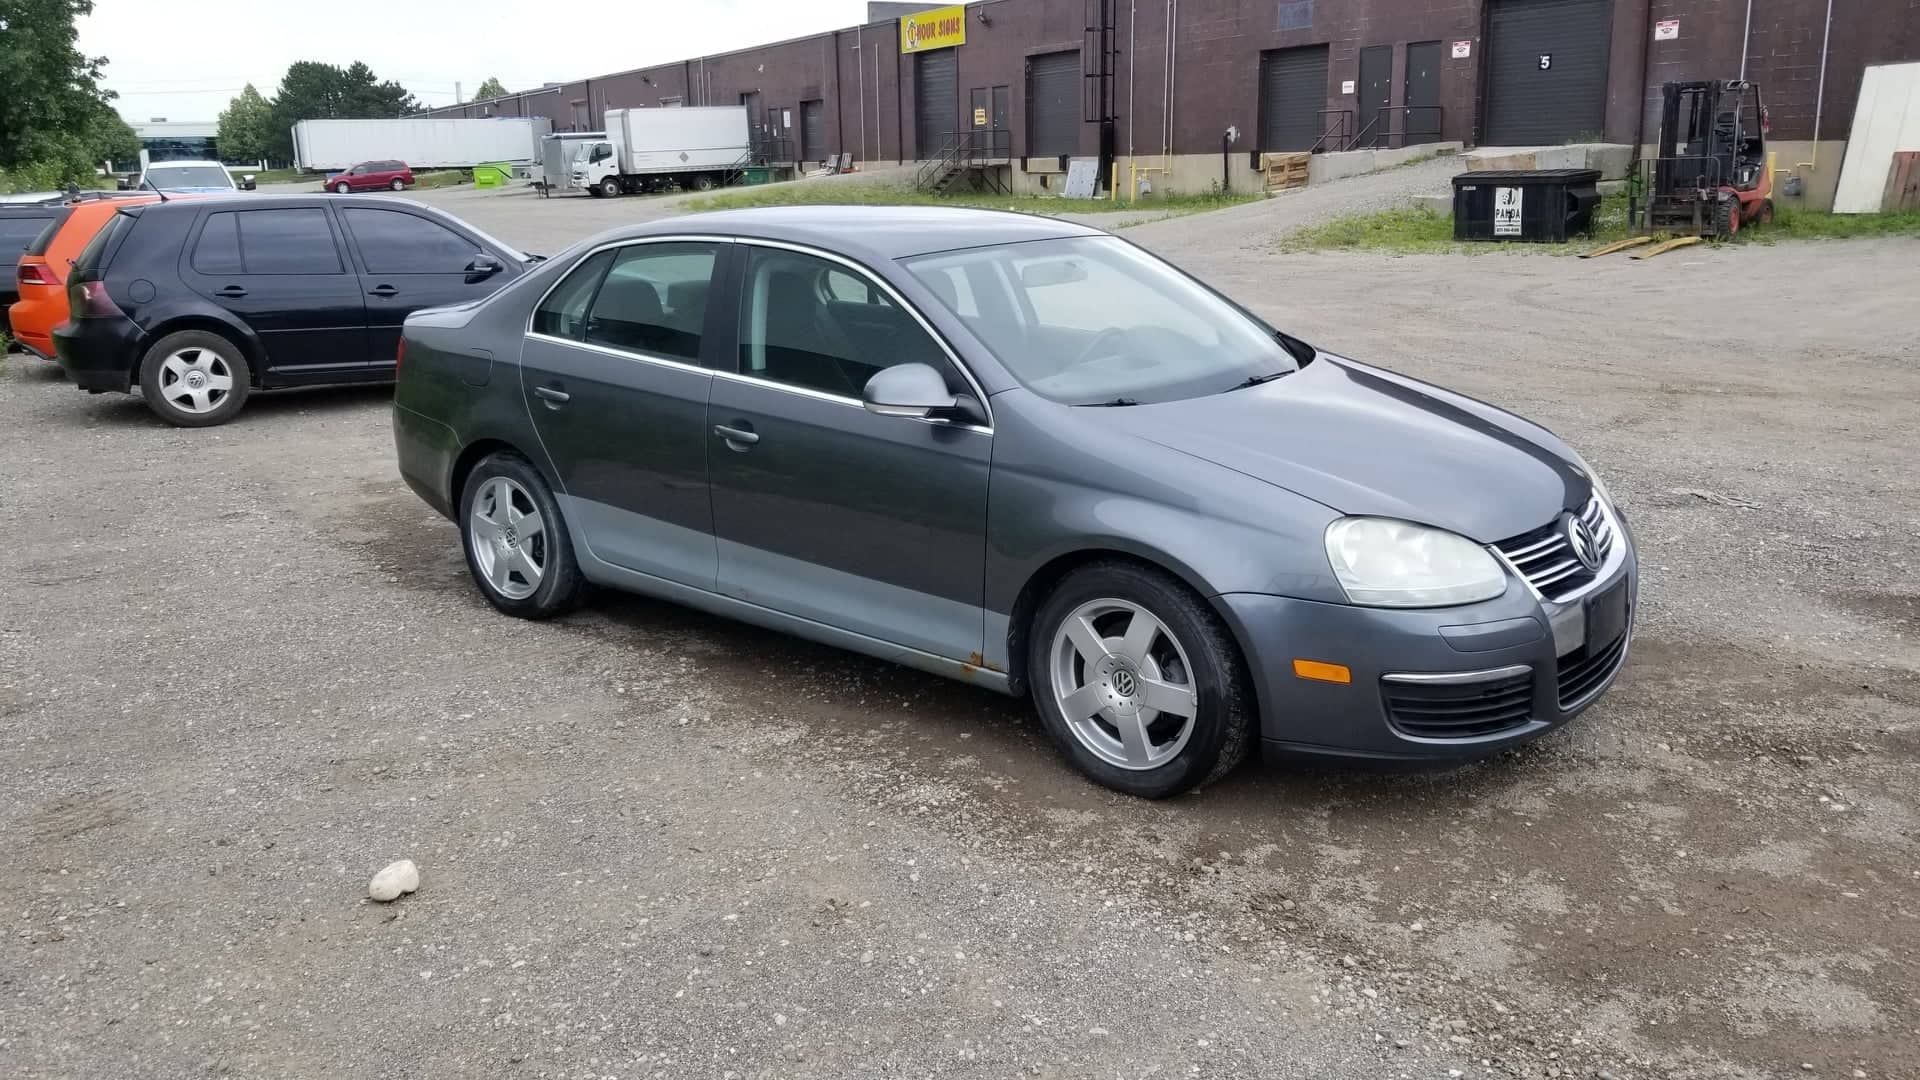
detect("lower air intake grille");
top-left (1383, 669), bottom-right (1536, 739)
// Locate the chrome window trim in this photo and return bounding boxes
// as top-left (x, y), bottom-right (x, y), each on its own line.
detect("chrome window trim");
top-left (521, 233), bottom-right (996, 434)
top-left (732, 236), bottom-right (994, 431)
top-left (522, 233), bottom-right (737, 340)
top-left (525, 331), bottom-right (709, 376)
top-left (1381, 664), bottom-right (1532, 686)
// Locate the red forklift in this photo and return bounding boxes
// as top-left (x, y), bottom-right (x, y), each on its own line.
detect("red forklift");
top-left (1635, 79), bottom-right (1774, 238)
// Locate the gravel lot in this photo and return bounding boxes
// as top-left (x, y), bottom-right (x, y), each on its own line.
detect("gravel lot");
top-left (3, 180), bottom-right (1916, 1080)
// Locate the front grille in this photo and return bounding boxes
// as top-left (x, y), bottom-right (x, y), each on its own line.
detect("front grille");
top-left (1556, 631), bottom-right (1628, 709)
top-left (1494, 496), bottom-right (1615, 601)
top-left (1383, 669), bottom-right (1536, 739)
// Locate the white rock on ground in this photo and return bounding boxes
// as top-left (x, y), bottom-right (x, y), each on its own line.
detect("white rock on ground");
top-left (369, 859), bottom-right (420, 902)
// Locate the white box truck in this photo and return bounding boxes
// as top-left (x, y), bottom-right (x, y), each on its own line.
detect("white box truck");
top-left (292, 118), bottom-right (553, 172)
top-left (572, 106), bottom-right (751, 197)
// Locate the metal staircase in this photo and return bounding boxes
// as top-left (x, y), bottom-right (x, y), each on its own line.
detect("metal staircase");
top-left (913, 130), bottom-right (1011, 195)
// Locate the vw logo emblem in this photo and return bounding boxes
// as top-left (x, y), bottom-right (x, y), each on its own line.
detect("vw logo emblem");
top-left (1111, 669), bottom-right (1138, 698)
top-left (1565, 514), bottom-right (1602, 572)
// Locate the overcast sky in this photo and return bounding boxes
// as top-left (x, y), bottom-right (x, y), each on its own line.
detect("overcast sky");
top-left (81, 0), bottom-right (868, 123)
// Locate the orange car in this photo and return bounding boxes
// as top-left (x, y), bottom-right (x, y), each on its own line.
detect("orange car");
top-left (9, 194), bottom-right (160, 360)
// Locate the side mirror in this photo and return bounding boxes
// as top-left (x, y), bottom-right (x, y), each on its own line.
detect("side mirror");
top-left (241, 174), bottom-right (257, 191)
top-left (863, 363), bottom-right (957, 420)
top-left (464, 254), bottom-right (504, 283)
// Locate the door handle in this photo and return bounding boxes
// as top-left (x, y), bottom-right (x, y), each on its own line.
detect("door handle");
top-left (215, 286), bottom-right (247, 298)
top-left (533, 385), bottom-right (570, 404)
top-left (367, 285), bottom-right (399, 297)
top-left (713, 423), bottom-right (759, 446)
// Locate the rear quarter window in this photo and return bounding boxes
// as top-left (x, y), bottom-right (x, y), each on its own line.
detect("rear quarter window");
top-left (72, 212), bottom-right (133, 273)
top-left (23, 211), bottom-right (73, 256)
top-left (1, 213), bottom-right (58, 263)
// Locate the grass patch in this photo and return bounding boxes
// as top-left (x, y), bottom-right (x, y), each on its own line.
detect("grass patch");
top-left (1767, 205), bottom-right (1920, 239)
top-left (412, 169), bottom-right (470, 189)
top-left (682, 182), bottom-right (1261, 218)
top-left (1279, 192), bottom-right (1637, 254)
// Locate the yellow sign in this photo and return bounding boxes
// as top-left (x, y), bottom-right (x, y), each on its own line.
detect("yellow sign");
top-left (973, 107), bottom-right (988, 126)
top-left (900, 5), bottom-right (966, 53)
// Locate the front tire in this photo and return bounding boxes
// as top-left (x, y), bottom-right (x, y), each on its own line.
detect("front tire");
top-left (138, 330), bottom-right (250, 427)
top-left (1028, 561), bottom-right (1254, 798)
top-left (1714, 197), bottom-right (1739, 238)
top-left (335, 181), bottom-right (351, 194)
top-left (599, 177), bottom-right (621, 198)
top-left (460, 452), bottom-right (585, 619)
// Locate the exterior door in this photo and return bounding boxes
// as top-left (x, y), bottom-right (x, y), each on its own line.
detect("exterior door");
top-left (1358, 46), bottom-right (1393, 147)
top-left (800, 100), bottom-right (825, 164)
top-left (1483, 0), bottom-right (1612, 145)
top-left (991, 84), bottom-right (1010, 156)
top-left (1027, 50), bottom-right (1080, 158)
top-left (180, 205), bottom-right (367, 380)
top-left (1404, 41), bottom-right (1443, 145)
top-left (520, 240), bottom-right (727, 589)
top-left (915, 47), bottom-right (959, 158)
top-left (339, 206), bottom-right (510, 368)
top-left (740, 91), bottom-right (765, 153)
top-left (1259, 45), bottom-right (1331, 151)
top-left (707, 244), bottom-right (990, 662)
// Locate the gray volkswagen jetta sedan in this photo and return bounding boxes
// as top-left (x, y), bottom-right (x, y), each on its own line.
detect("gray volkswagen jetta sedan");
top-left (393, 206), bottom-right (1635, 798)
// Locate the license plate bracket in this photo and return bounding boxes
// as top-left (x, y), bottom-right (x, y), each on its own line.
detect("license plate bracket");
top-left (1585, 579), bottom-right (1628, 652)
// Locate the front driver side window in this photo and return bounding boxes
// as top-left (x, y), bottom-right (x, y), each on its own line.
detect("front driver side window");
top-left (736, 247), bottom-right (956, 399)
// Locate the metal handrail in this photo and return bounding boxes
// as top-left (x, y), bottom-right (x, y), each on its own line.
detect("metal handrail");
top-left (914, 129), bottom-right (1012, 192)
top-left (1307, 109), bottom-right (1354, 154)
top-left (1362, 105), bottom-right (1444, 149)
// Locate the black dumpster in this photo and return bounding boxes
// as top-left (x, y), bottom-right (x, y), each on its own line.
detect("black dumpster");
top-left (1452, 169), bottom-right (1603, 243)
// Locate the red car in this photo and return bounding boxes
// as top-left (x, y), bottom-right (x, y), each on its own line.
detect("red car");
top-left (328, 160), bottom-right (414, 193)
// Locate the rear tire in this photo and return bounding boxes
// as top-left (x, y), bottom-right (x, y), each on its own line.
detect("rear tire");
top-left (1757, 198), bottom-right (1775, 226)
top-left (137, 330), bottom-right (250, 427)
top-left (459, 452), bottom-right (585, 620)
top-left (691, 174), bottom-right (716, 192)
top-left (390, 177), bottom-right (405, 191)
top-left (1027, 561), bottom-right (1255, 798)
top-left (334, 181), bottom-right (351, 194)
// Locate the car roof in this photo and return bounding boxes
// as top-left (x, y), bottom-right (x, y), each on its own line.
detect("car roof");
top-left (618, 205), bottom-right (1104, 261)
top-left (144, 159), bottom-right (225, 168)
top-left (125, 193), bottom-right (442, 215)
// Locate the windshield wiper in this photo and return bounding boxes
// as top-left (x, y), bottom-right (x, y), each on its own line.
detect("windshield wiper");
top-left (1079, 397), bottom-right (1141, 407)
top-left (1230, 371), bottom-right (1293, 390)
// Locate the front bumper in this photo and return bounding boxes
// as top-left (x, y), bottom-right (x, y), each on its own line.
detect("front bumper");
top-left (1220, 515), bottom-right (1638, 762)
top-left (53, 316), bottom-right (141, 392)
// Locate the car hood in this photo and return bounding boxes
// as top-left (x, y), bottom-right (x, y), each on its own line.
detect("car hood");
top-left (1136, 356), bottom-right (1588, 542)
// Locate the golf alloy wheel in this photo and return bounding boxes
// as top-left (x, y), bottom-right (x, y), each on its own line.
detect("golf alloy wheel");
top-left (1048, 598), bottom-right (1200, 771)
top-left (155, 347), bottom-right (235, 416)
top-left (468, 476), bottom-right (548, 601)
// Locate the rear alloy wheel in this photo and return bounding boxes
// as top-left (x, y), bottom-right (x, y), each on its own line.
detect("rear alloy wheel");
top-left (137, 330), bottom-right (250, 427)
top-left (335, 181), bottom-right (351, 194)
top-left (1030, 562), bottom-right (1254, 798)
top-left (390, 177), bottom-right (405, 191)
top-left (460, 452), bottom-right (584, 619)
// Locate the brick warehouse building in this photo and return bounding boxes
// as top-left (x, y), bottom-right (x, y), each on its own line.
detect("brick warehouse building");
top-left (423, 0), bottom-right (1920, 209)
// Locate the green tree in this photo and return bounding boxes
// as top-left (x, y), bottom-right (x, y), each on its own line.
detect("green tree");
top-left (474, 77), bottom-right (509, 101)
top-left (0, 0), bottom-right (124, 184)
top-left (85, 110), bottom-right (141, 170)
top-left (217, 84), bottom-right (275, 163)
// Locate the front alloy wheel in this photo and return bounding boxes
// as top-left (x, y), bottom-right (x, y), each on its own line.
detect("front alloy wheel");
top-left (1049, 599), bottom-right (1199, 770)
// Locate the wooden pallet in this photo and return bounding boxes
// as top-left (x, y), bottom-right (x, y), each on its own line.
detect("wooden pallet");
top-left (1262, 152), bottom-right (1310, 191)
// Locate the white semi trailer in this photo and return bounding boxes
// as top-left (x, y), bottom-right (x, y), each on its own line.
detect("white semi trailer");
top-left (292, 118), bottom-right (552, 171)
top-left (571, 106), bottom-right (751, 196)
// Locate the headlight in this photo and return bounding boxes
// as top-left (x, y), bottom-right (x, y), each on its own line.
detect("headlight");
top-left (1569, 449), bottom-right (1614, 508)
top-left (1324, 517), bottom-right (1509, 608)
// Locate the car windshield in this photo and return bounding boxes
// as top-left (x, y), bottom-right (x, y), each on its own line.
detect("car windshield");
top-left (145, 166), bottom-right (232, 190)
top-left (903, 235), bottom-right (1297, 405)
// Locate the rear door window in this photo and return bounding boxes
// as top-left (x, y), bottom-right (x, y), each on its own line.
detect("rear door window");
top-left (237, 209), bottom-right (343, 274)
top-left (342, 208), bottom-right (478, 273)
top-left (192, 212), bottom-right (244, 274)
top-left (531, 248), bottom-right (616, 339)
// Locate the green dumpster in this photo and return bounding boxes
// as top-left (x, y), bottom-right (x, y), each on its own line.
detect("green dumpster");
top-left (473, 162), bottom-right (513, 188)
top-left (740, 167), bottom-right (772, 186)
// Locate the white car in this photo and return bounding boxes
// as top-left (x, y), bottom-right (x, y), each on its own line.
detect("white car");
top-left (130, 160), bottom-right (254, 194)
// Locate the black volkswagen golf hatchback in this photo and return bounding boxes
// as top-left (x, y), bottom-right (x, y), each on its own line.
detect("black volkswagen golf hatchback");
top-left (54, 194), bottom-right (530, 426)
